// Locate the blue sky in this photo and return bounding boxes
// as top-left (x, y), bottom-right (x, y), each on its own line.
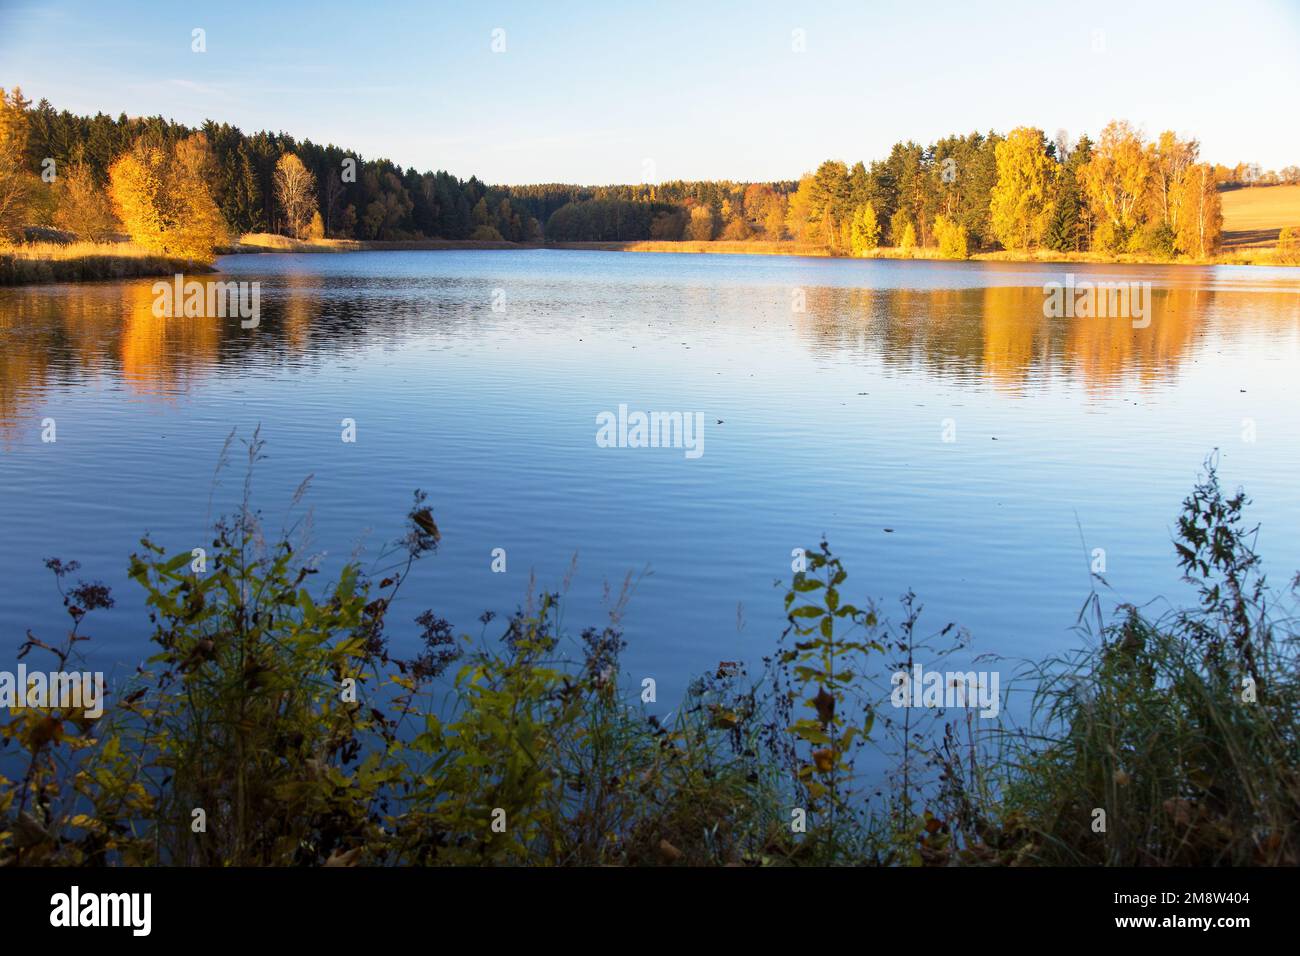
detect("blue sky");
top-left (2, 0), bottom-right (1297, 185)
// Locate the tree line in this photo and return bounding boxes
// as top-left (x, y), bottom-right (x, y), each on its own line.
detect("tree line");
top-left (0, 88), bottom-right (545, 255)
top-left (550, 124), bottom-right (1239, 259)
top-left (3, 87), bottom-right (1291, 260)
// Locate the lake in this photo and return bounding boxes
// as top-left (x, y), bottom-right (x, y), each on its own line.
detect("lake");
top-left (2, 250), bottom-right (1299, 711)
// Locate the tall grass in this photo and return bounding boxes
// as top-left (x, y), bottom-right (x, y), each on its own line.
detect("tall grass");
top-left (1, 443), bottom-right (1296, 866)
top-left (996, 463), bottom-right (1300, 864)
top-left (0, 241), bottom-right (214, 285)
top-left (232, 233), bottom-right (527, 253)
top-left (233, 232), bottom-right (362, 253)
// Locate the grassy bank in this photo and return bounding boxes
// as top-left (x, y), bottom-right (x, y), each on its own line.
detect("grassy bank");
top-left (0, 241), bottom-right (215, 285)
top-left (555, 239), bottom-right (1299, 267)
top-left (231, 231), bottom-right (1299, 266)
top-left (0, 235), bottom-right (534, 285)
top-left (2, 440), bottom-right (1295, 867)
top-left (231, 232), bottom-right (534, 253)
top-left (7, 231), bottom-right (1294, 283)
top-left (554, 239), bottom-right (835, 257)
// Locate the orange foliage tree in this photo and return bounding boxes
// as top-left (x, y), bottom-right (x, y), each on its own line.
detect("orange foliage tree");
top-left (108, 133), bottom-right (229, 263)
top-left (989, 126), bottom-right (1058, 250)
top-left (1078, 121), bottom-right (1155, 253)
top-left (1174, 163), bottom-right (1222, 259)
top-left (0, 87), bottom-right (36, 241)
top-left (53, 161), bottom-right (120, 241)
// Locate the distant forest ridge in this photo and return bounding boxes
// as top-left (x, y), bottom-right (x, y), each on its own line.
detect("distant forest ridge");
top-left (8, 94), bottom-right (796, 244)
top-left (5, 91), bottom-right (1300, 256)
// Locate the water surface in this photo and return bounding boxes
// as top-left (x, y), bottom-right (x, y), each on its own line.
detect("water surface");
top-left (2, 250), bottom-right (1299, 707)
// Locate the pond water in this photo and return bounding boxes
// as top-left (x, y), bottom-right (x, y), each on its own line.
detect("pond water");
top-left (2, 249), bottom-right (1299, 711)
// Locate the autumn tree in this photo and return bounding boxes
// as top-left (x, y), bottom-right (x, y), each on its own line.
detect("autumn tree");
top-left (169, 133), bottom-right (229, 257)
top-left (989, 126), bottom-right (1058, 250)
top-left (107, 145), bottom-right (165, 246)
top-left (849, 202), bottom-right (880, 256)
top-left (273, 152), bottom-right (317, 239)
top-left (1079, 120), bottom-right (1155, 253)
top-left (888, 207), bottom-right (912, 250)
top-left (718, 197), bottom-right (753, 239)
top-left (1174, 162), bottom-right (1222, 258)
top-left (721, 213), bottom-right (754, 241)
top-left (686, 204), bottom-right (715, 241)
top-left (650, 209), bottom-right (686, 240)
top-left (742, 183), bottom-right (775, 225)
top-left (763, 193), bottom-right (787, 240)
top-left (1151, 131), bottom-right (1198, 235)
top-left (0, 87), bottom-right (35, 241)
top-left (933, 214), bottom-right (969, 259)
top-left (785, 174), bottom-right (817, 243)
top-left (108, 133), bottom-right (229, 262)
top-left (53, 161), bottom-right (120, 240)
top-left (361, 171), bottom-right (414, 239)
top-left (898, 222), bottom-right (916, 254)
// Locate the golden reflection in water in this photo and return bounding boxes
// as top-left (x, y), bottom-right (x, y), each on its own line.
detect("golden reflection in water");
top-left (980, 287), bottom-right (1049, 391)
top-left (2, 273), bottom-right (1298, 436)
top-left (118, 281), bottom-right (221, 397)
top-left (0, 280), bottom-right (229, 437)
top-left (279, 269), bottom-right (321, 353)
top-left (797, 282), bottom-right (1299, 395)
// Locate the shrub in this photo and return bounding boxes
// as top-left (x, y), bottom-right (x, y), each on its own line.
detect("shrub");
top-left (1138, 220), bottom-right (1177, 259)
top-left (934, 215), bottom-right (969, 259)
top-left (721, 217), bottom-right (754, 241)
top-left (1276, 226), bottom-right (1300, 264)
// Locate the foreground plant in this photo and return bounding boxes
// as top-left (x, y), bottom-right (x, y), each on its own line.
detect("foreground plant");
top-left (2, 448), bottom-right (1297, 866)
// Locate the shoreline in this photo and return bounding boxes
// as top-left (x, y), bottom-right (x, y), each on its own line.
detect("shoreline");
top-left (206, 234), bottom-right (1300, 270)
top-left (552, 239), bottom-right (1291, 268)
top-left (0, 245), bottom-right (216, 286)
top-left (2, 237), bottom-right (1295, 287)
top-left (233, 233), bottom-right (1293, 267)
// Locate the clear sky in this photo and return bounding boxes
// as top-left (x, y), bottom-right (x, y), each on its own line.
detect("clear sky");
top-left (2, 0), bottom-right (1297, 185)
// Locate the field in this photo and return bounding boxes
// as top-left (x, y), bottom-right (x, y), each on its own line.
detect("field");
top-left (1220, 183), bottom-right (1300, 249)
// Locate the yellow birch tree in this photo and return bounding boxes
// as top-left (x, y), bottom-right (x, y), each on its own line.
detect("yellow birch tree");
top-left (989, 126), bottom-right (1058, 250)
top-left (1078, 120), bottom-right (1155, 253)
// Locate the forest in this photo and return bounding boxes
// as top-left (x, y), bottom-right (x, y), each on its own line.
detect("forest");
top-left (3, 87), bottom-right (1298, 263)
